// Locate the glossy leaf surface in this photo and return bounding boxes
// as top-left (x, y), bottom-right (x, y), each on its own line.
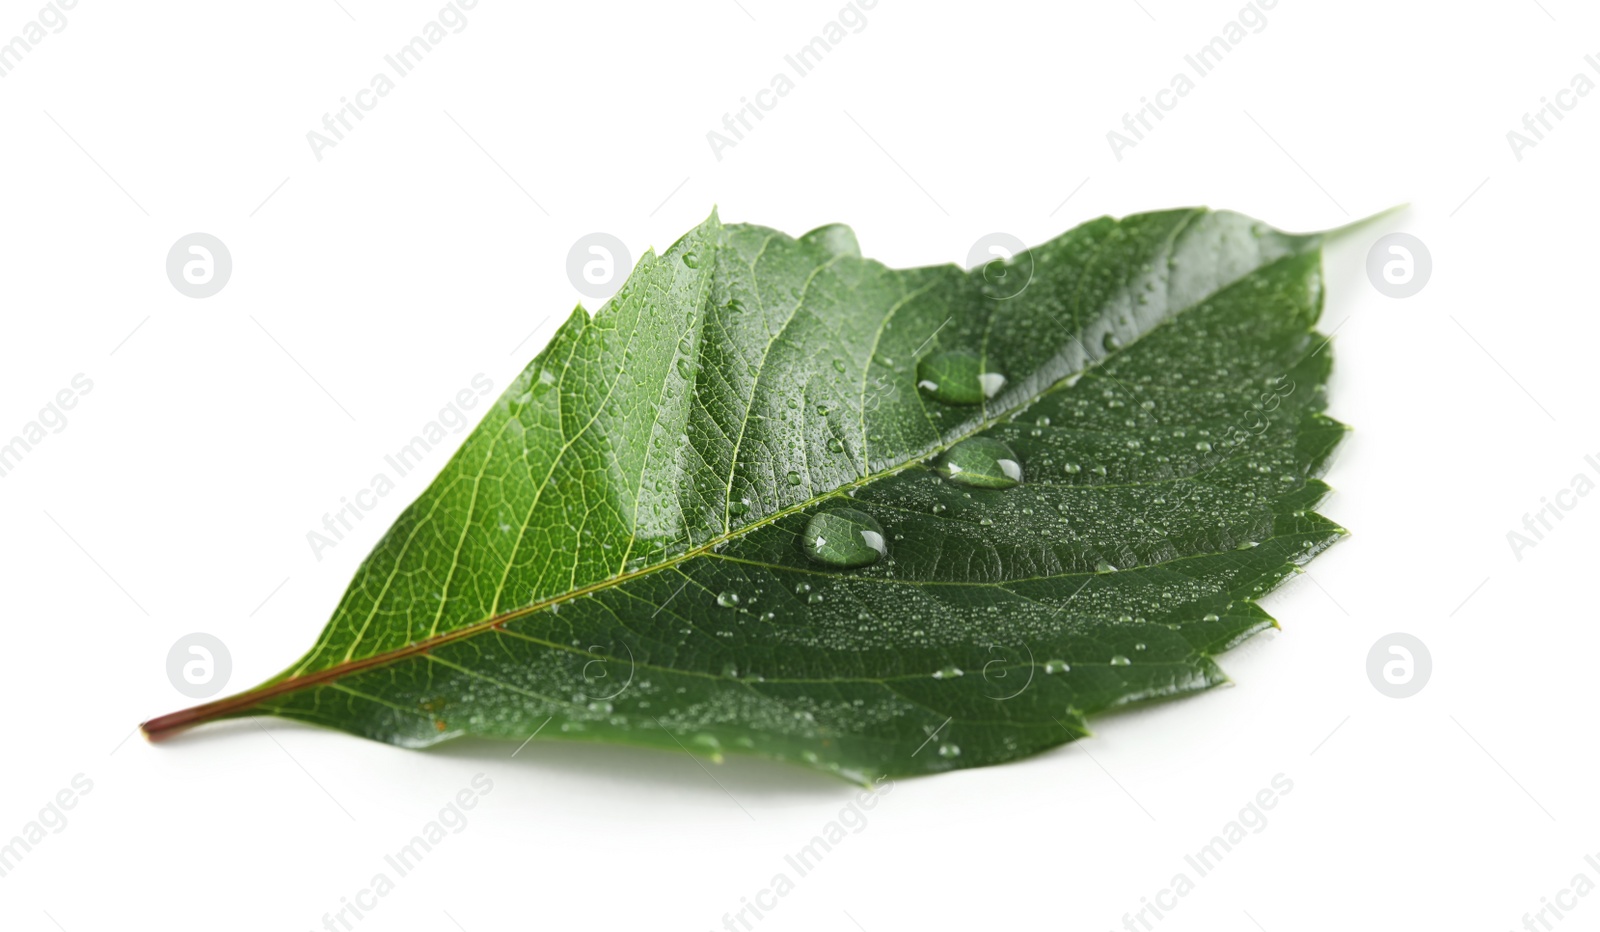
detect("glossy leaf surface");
top-left (144, 208), bottom-right (1347, 782)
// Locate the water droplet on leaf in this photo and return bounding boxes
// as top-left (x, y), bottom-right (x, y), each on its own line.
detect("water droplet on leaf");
top-left (936, 438), bottom-right (1024, 489)
top-left (916, 350), bottom-right (1006, 405)
top-left (801, 508), bottom-right (888, 569)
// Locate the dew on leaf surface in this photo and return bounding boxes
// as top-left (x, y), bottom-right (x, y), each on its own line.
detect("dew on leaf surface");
top-left (801, 508), bottom-right (888, 569)
top-left (916, 350), bottom-right (1005, 405)
top-left (936, 437), bottom-right (1023, 489)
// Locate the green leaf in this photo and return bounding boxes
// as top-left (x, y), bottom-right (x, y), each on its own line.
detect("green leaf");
top-left (143, 208), bottom-right (1347, 782)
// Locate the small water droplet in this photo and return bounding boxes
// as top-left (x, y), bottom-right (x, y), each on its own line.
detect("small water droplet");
top-left (1044, 659), bottom-right (1071, 674)
top-left (1195, 441), bottom-right (1213, 453)
top-left (1095, 561), bottom-right (1118, 574)
top-left (916, 350), bottom-right (1006, 405)
top-left (716, 591), bottom-right (740, 608)
top-left (937, 742), bottom-right (961, 759)
top-left (1063, 462), bottom-right (1081, 475)
top-left (932, 665), bottom-right (965, 679)
top-left (936, 437), bottom-right (1024, 489)
top-left (801, 508), bottom-right (888, 569)
top-left (1203, 612), bottom-right (1221, 622)
top-left (682, 251), bottom-right (700, 268)
top-left (827, 437), bottom-right (845, 453)
top-left (1109, 654), bottom-right (1131, 666)
top-left (787, 471), bottom-right (802, 486)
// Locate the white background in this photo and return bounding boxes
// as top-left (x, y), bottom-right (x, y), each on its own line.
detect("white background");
top-left (0, 1), bottom-right (1595, 930)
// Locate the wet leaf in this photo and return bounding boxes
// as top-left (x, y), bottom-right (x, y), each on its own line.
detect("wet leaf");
top-left (143, 208), bottom-right (1347, 782)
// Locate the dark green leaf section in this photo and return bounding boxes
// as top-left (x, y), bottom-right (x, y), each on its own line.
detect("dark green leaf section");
top-left (203, 208), bottom-right (1346, 781)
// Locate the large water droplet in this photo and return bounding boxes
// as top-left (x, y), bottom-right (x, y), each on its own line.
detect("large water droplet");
top-left (716, 591), bottom-right (740, 608)
top-left (682, 251), bottom-right (700, 268)
top-left (916, 350), bottom-right (1006, 405)
top-left (801, 508), bottom-right (888, 568)
top-left (935, 438), bottom-right (1023, 489)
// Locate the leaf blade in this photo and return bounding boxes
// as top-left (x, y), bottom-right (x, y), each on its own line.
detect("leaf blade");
top-left (143, 208), bottom-right (1346, 781)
